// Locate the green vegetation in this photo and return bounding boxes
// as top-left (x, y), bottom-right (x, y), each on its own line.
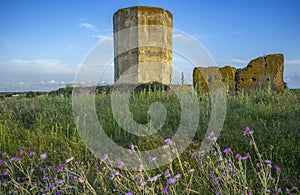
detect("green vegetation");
top-left (0, 87), bottom-right (299, 194)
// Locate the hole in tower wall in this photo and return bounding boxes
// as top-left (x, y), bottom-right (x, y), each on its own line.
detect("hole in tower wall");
top-left (252, 77), bottom-right (256, 82)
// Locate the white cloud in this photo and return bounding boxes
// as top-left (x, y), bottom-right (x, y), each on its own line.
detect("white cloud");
top-left (285, 59), bottom-right (300, 65)
top-left (79, 22), bottom-right (99, 32)
top-left (0, 59), bottom-right (76, 75)
top-left (0, 59), bottom-right (76, 91)
top-left (79, 20), bottom-right (112, 40)
top-left (284, 59), bottom-right (300, 88)
top-left (0, 80), bottom-right (71, 92)
top-left (227, 58), bottom-right (249, 64)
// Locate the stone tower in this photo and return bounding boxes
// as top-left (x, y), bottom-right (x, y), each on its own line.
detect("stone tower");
top-left (113, 6), bottom-right (173, 84)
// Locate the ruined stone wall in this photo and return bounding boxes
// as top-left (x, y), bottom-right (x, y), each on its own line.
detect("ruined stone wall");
top-left (193, 66), bottom-right (236, 93)
top-left (113, 6), bottom-right (173, 84)
top-left (193, 54), bottom-right (284, 93)
top-left (236, 54), bottom-right (284, 92)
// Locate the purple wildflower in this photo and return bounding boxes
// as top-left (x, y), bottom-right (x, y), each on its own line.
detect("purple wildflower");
top-left (199, 163), bottom-right (203, 169)
top-left (243, 126), bottom-right (250, 136)
top-left (249, 139), bottom-right (253, 145)
top-left (55, 180), bottom-right (64, 185)
top-left (42, 175), bottom-right (49, 181)
top-left (163, 186), bottom-right (169, 195)
top-left (264, 160), bottom-right (272, 164)
top-left (118, 161), bottom-right (124, 168)
top-left (0, 159), bottom-right (2, 165)
top-left (165, 169), bottom-right (170, 178)
top-left (9, 157), bottom-right (22, 162)
top-left (285, 188), bottom-right (291, 193)
top-left (29, 151), bottom-right (35, 156)
top-left (274, 165), bottom-right (281, 171)
top-left (275, 188), bottom-right (282, 194)
top-left (249, 130), bottom-right (254, 135)
top-left (209, 171), bottom-right (213, 179)
top-left (128, 144), bottom-right (134, 154)
top-left (215, 182), bottom-right (220, 188)
top-left (148, 174), bottom-right (162, 182)
top-left (2, 169), bottom-right (9, 176)
top-left (28, 168), bottom-right (34, 174)
top-left (110, 170), bottom-right (119, 180)
top-left (130, 144), bottom-right (134, 150)
top-left (227, 160), bottom-right (232, 168)
top-left (58, 164), bottom-right (64, 172)
top-left (191, 153), bottom-right (195, 158)
top-left (66, 157), bottom-right (74, 163)
top-left (167, 178), bottom-right (177, 184)
top-left (126, 193), bottom-right (133, 195)
top-left (164, 138), bottom-right (172, 145)
top-left (140, 181), bottom-right (147, 186)
top-left (266, 189), bottom-right (271, 193)
top-left (196, 154), bottom-right (201, 160)
top-left (235, 153), bottom-right (241, 159)
top-left (174, 174), bottom-right (181, 179)
top-left (2, 151), bottom-right (7, 156)
top-left (40, 153), bottom-right (47, 161)
top-left (213, 150), bottom-right (217, 156)
top-left (241, 152), bottom-right (250, 160)
top-left (223, 148), bottom-right (231, 154)
top-left (19, 149), bottom-right (24, 156)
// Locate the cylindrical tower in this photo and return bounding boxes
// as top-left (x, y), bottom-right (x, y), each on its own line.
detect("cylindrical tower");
top-left (113, 6), bottom-right (173, 84)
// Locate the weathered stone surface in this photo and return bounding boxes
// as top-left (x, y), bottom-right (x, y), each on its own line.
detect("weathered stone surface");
top-left (113, 6), bottom-right (173, 84)
top-left (220, 66), bottom-right (237, 91)
top-left (193, 66), bottom-right (236, 93)
top-left (236, 54), bottom-right (284, 92)
top-left (193, 54), bottom-right (285, 93)
top-left (193, 67), bottom-right (226, 93)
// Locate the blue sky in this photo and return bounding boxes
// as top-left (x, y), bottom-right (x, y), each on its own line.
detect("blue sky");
top-left (0, 0), bottom-right (299, 91)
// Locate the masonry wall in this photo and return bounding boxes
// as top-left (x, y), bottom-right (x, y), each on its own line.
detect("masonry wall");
top-left (193, 54), bottom-right (285, 93)
top-left (113, 6), bottom-right (173, 84)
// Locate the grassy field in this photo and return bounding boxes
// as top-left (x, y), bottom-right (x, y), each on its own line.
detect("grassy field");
top-left (0, 87), bottom-right (299, 194)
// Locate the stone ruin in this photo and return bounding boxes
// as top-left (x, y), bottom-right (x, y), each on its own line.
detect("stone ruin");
top-left (193, 54), bottom-right (285, 93)
top-left (112, 7), bottom-right (285, 93)
top-left (113, 6), bottom-right (173, 85)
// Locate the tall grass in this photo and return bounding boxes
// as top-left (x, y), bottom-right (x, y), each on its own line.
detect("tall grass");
top-left (0, 87), bottom-right (299, 194)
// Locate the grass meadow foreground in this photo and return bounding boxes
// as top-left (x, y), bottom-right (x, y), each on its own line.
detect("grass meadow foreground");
top-left (0, 87), bottom-right (299, 194)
